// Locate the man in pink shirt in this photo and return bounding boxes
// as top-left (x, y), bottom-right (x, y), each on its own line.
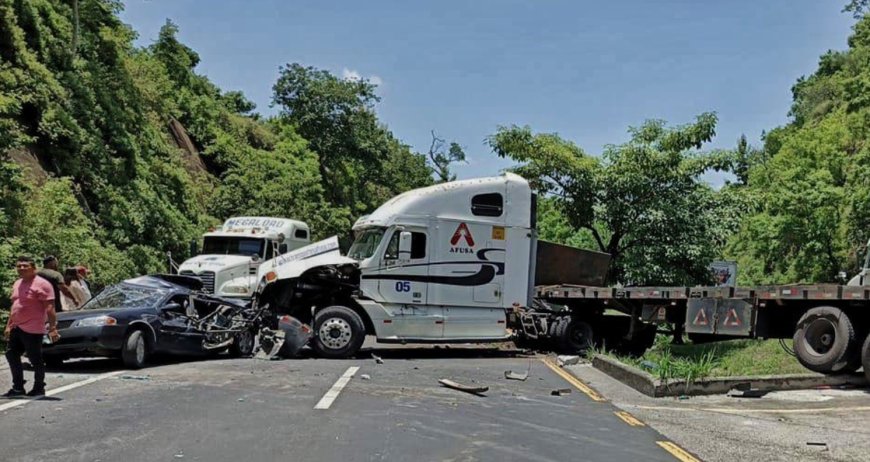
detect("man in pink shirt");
top-left (4, 256), bottom-right (60, 397)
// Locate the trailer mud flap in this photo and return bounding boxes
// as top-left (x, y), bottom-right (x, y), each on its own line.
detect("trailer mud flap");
top-left (686, 298), bottom-right (754, 336)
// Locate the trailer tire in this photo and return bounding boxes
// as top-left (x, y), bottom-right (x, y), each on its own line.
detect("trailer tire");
top-left (793, 306), bottom-right (856, 374)
top-left (555, 317), bottom-right (594, 355)
top-left (862, 334), bottom-right (870, 383)
top-left (312, 305), bottom-right (366, 359)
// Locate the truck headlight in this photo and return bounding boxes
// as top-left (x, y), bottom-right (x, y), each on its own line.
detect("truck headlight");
top-left (222, 284), bottom-right (250, 295)
top-left (72, 316), bottom-right (117, 327)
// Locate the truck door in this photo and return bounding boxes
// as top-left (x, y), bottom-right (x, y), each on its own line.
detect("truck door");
top-left (377, 229), bottom-right (444, 338)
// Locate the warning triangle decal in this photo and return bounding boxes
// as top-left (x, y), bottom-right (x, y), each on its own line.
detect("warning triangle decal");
top-left (450, 222), bottom-right (475, 246)
top-left (723, 308), bottom-right (742, 327)
top-left (692, 309), bottom-right (708, 326)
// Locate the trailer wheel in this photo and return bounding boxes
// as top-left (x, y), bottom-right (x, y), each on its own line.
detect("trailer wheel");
top-left (312, 306), bottom-right (366, 359)
top-left (862, 334), bottom-right (870, 383)
top-left (793, 306), bottom-right (856, 374)
top-left (555, 317), bottom-right (594, 355)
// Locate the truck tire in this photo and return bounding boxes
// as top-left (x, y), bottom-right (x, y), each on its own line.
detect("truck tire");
top-left (121, 330), bottom-right (148, 369)
top-left (555, 317), bottom-right (594, 355)
top-left (862, 334), bottom-right (870, 383)
top-left (793, 306), bottom-right (856, 374)
top-left (312, 305), bottom-right (366, 359)
top-left (620, 324), bottom-right (658, 357)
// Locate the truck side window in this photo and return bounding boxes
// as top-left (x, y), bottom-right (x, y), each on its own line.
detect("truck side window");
top-left (384, 232), bottom-right (400, 260)
top-left (471, 193), bottom-right (503, 217)
top-left (294, 229), bottom-right (308, 239)
top-left (383, 231), bottom-right (426, 260)
top-left (411, 232), bottom-right (426, 259)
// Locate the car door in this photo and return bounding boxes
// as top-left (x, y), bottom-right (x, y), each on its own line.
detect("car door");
top-left (156, 294), bottom-right (207, 354)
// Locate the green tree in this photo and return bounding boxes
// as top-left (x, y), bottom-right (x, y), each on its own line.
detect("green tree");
top-left (489, 114), bottom-right (738, 285)
top-left (427, 131), bottom-right (466, 182)
top-left (272, 64), bottom-right (432, 215)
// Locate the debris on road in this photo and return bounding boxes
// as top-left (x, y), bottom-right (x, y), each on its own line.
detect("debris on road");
top-left (806, 442), bottom-right (828, 451)
top-left (372, 354), bottom-right (384, 364)
top-left (504, 370), bottom-right (529, 381)
top-left (550, 388), bottom-right (572, 396)
top-left (727, 388), bottom-right (768, 398)
top-left (556, 355), bottom-right (580, 366)
top-left (255, 328), bottom-right (285, 360)
top-left (360, 374), bottom-right (371, 380)
top-left (119, 375), bottom-right (150, 381)
top-left (438, 379), bottom-right (488, 395)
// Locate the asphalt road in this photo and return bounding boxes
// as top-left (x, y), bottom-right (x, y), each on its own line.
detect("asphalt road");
top-left (0, 345), bottom-right (690, 462)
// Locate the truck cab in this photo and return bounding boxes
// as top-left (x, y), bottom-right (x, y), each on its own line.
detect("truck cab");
top-left (347, 173), bottom-right (537, 342)
top-left (179, 217), bottom-right (310, 298)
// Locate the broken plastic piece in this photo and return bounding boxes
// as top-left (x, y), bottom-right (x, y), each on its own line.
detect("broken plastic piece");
top-left (438, 379), bottom-right (488, 395)
top-left (360, 374), bottom-right (371, 380)
top-left (556, 355), bottom-right (580, 366)
top-left (550, 388), bottom-right (572, 396)
top-left (372, 354), bottom-right (384, 364)
top-left (504, 370), bottom-right (529, 381)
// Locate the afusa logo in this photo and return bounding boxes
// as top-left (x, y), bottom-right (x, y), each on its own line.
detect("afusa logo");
top-left (450, 223), bottom-right (475, 253)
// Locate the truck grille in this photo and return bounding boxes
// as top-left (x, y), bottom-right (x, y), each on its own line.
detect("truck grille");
top-left (180, 270), bottom-right (215, 294)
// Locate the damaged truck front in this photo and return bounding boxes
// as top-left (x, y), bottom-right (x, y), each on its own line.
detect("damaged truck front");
top-left (254, 237), bottom-right (364, 358)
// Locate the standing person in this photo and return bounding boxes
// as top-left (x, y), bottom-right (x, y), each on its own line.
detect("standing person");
top-left (38, 255), bottom-right (70, 313)
top-left (61, 267), bottom-right (87, 311)
top-left (4, 256), bottom-right (60, 397)
top-left (76, 265), bottom-right (92, 301)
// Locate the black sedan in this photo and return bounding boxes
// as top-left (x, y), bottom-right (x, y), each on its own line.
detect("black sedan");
top-left (43, 275), bottom-right (258, 369)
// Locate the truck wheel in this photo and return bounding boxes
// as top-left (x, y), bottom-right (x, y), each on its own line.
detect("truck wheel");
top-left (793, 306), bottom-right (856, 374)
top-left (121, 330), bottom-right (148, 369)
top-left (555, 317), bottom-right (594, 355)
top-left (312, 306), bottom-right (366, 359)
top-left (620, 324), bottom-right (658, 357)
top-left (228, 329), bottom-right (256, 358)
top-left (862, 334), bottom-right (870, 383)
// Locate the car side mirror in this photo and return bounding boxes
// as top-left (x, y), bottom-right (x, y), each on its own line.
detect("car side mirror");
top-left (279, 243), bottom-right (288, 254)
top-left (398, 231), bottom-right (412, 261)
top-left (161, 302), bottom-right (182, 312)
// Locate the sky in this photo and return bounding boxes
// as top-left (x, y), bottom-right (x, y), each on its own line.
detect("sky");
top-left (119, 1), bottom-right (857, 182)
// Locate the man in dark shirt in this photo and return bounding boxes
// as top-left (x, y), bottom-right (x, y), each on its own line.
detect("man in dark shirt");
top-left (37, 255), bottom-right (68, 313)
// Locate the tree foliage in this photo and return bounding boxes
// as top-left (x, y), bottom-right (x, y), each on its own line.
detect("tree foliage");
top-left (490, 114), bottom-right (741, 285)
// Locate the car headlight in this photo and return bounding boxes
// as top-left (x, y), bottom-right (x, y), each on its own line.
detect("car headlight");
top-left (71, 316), bottom-right (117, 327)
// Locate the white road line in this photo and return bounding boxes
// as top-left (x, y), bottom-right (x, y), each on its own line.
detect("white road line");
top-left (314, 366), bottom-right (359, 410)
top-left (0, 370), bottom-right (125, 412)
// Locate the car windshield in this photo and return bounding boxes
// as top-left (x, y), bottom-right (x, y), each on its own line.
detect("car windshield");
top-left (201, 236), bottom-right (265, 257)
top-left (347, 228), bottom-right (386, 260)
top-left (82, 284), bottom-right (167, 310)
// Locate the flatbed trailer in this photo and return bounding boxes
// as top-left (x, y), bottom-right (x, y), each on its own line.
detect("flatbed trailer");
top-left (535, 284), bottom-right (870, 377)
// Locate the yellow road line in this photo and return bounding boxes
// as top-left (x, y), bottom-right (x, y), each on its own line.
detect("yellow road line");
top-left (656, 441), bottom-right (702, 462)
top-left (614, 410), bottom-right (645, 427)
top-left (540, 357), bottom-right (605, 402)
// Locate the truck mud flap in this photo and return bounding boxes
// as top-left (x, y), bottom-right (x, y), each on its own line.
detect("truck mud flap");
top-left (686, 298), bottom-right (754, 336)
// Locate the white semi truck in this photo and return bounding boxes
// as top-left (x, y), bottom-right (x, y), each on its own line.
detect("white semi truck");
top-left (253, 173), bottom-right (870, 382)
top-left (178, 217), bottom-right (311, 298)
top-left (253, 173), bottom-right (649, 358)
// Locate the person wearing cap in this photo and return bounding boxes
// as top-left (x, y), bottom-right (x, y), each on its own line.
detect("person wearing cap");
top-left (38, 255), bottom-right (73, 312)
top-left (4, 256), bottom-right (60, 397)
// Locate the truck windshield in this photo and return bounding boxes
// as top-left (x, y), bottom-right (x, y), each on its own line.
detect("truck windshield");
top-left (348, 228), bottom-right (385, 260)
top-left (201, 236), bottom-right (265, 257)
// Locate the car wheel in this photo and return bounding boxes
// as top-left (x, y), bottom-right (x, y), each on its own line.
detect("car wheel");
top-left (121, 330), bottom-right (148, 369)
top-left (311, 306), bottom-right (366, 359)
top-left (229, 329), bottom-right (256, 358)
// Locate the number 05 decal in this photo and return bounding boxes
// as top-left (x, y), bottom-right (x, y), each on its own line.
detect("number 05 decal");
top-left (395, 281), bottom-right (411, 292)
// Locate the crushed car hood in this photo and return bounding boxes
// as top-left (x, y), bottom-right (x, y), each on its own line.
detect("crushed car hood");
top-left (268, 236), bottom-right (357, 280)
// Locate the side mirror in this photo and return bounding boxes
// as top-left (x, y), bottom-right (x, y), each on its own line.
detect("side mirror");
top-left (189, 239), bottom-right (199, 256)
top-left (279, 243), bottom-right (288, 254)
top-left (398, 231), bottom-right (413, 260)
top-left (160, 302), bottom-right (182, 312)
top-left (251, 253), bottom-right (260, 263)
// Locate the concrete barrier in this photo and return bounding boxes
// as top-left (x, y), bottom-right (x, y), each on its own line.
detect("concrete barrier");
top-left (591, 355), bottom-right (868, 397)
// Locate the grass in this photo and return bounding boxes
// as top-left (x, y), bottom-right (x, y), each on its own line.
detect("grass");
top-left (595, 335), bottom-right (807, 383)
